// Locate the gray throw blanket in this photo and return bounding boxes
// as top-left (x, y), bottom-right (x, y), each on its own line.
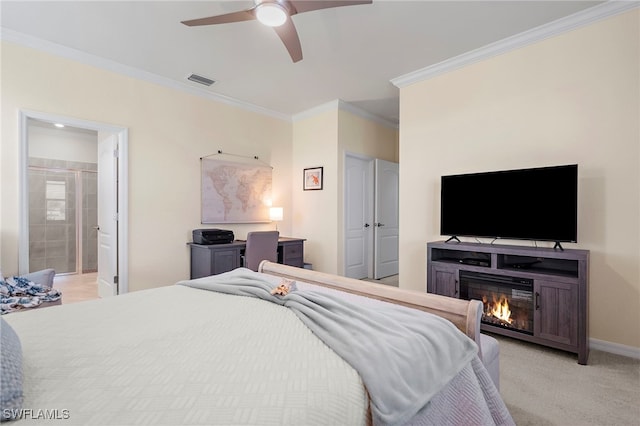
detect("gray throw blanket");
top-left (178, 268), bottom-right (477, 426)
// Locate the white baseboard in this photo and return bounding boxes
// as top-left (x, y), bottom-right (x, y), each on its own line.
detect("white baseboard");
top-left (590, 338), bottom-right (640, 359)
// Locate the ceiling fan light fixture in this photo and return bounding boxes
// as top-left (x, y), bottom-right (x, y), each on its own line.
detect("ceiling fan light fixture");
top-left (255, 3), bottom-right (288, 27)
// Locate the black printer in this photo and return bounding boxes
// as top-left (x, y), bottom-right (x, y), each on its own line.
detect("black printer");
top-left (192, 229), bottom-right (235, 245)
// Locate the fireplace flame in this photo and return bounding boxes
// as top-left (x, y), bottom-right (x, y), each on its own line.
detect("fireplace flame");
top-left (482, 294), bottom-right (513, 325)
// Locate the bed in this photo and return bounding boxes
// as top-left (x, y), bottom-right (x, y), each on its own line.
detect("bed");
top-left (1, 262), bottom-right (514, 425)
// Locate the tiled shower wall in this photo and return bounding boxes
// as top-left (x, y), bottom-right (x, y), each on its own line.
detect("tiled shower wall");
top-left (82, 170), bottom-right (98, 272)
top-left (28, 158), bottom-right (97, 274)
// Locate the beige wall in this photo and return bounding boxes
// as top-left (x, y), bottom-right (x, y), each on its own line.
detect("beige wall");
top-left (1, 41), bottom-right (398, 289)
top-left (338, 110), bottom-right (399, 163)
top-left (1, 41), bottom-right (292, 291)
top-left (398, 10), bottom-right (639, 348)
top-left (337, 109), bottom-right (398, 273)
top-left (290, 107), bottom-right (398, 275)
top-left (292, 109), bottom-right (339, 273)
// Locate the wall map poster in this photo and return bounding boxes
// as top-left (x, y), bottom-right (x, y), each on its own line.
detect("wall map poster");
top-left (201, 158), bottom-right (272, 223)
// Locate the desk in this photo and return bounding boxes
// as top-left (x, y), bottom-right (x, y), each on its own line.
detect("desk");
top-left (189, 237), bottom-right (305, 279)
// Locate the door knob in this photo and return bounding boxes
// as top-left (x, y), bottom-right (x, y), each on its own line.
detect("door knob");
top-left (375, 223), bottom-right (385, 227)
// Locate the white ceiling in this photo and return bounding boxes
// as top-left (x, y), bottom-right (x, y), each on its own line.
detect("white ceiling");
top-left (1, 1), bottom-right (605, 126)
top-left (28, 118), bottom-right (97, 136)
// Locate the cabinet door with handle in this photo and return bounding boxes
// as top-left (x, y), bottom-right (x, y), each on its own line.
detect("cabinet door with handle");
top-left (534, 279), bottom-right (578, 346)
top-left (429, 264), bottom-right (460, 298)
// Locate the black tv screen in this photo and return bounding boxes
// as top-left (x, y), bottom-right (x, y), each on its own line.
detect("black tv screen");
top-left (440, 164), bottom-right (578, 243)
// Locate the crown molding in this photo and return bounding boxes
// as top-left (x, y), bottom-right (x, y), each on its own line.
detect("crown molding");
top-left (292, 100), bottom-right (341, 122)
top-left (0, 27), bottom-right (291, 122)
top-left (337, 100), bottom-right (399, 129)
top-left (1, 27), bottom-right (397, 128)
top-left (293, 99), bottom-right (398, 129)
top-left (391, 1), bottom-right (639, 88)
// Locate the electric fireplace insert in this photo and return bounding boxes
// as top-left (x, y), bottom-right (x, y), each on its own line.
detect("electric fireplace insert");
top-left (459, 270), bottom-right (534, 335)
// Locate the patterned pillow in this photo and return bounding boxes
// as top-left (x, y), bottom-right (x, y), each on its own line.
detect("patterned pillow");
top-left (0, 317), bottom-right (23, 421)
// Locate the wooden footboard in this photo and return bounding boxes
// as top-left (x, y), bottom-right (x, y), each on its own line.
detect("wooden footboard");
top-left (258, 261), bottom-right (483, 348)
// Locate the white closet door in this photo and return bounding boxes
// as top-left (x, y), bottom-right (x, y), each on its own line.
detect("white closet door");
top-left (374, 159), bottom-right (399, 279)
top-left (344, 155), bottom-right (374, 279)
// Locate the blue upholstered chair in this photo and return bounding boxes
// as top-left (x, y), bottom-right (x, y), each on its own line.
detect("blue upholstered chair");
top-left (20, 269), bottom-right (56, 288)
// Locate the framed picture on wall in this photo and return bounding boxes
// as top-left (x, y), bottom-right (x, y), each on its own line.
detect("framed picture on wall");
top-left (303, 167), bottom-right (323, 190)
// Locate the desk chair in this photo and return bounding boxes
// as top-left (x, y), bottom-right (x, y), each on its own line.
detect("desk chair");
top-left (243, 231), bottom-right (280, 271)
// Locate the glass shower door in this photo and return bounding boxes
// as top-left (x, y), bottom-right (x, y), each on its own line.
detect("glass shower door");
top-left (28, 165), bottom-right (78, 274)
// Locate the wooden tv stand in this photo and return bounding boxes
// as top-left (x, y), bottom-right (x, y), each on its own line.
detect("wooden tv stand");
top-left (427, 241), bottom-right (590, 364)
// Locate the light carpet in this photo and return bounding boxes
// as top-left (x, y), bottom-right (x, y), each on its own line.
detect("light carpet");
top-left (363, 275), bottom-right (399, 287)
top-left (495, 334), bottom-right (640, 425)
top-left (359, 278), bottom-right (638, 424)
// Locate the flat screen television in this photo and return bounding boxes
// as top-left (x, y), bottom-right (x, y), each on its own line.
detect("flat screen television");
top-left (440, 164), bottom-right (577, 244)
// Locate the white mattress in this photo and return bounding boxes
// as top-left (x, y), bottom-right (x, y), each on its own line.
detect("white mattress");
top-left (5, 285), bottom-right (368, 425)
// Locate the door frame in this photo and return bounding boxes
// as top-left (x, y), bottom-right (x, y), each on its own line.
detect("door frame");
top-left (18, 110), bottom-right (129, 294)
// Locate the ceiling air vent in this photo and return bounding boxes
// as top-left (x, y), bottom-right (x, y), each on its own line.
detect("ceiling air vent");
top-left (187, 73), bottom-right (215, 86)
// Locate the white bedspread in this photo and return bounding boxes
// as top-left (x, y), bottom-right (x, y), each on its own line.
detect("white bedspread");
top-left (179, 268), bottom-right (479, 426)
top-left (4, 276), bottom-right (514, 425)
top-left (5, 286), bottom-right (368, 425)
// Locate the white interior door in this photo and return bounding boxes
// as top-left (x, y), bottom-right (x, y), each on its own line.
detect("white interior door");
top-left (374, 159), bottom-right (399, 279)
top-left (344, 155), bottom-right (374, 279)
top-left (97, 132), bottom-right (118, 297)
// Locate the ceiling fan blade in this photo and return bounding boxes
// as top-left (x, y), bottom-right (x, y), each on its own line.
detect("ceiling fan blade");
top-left (273, 19), bottom-right (303, 63)
top-left (289, 0), bottom-right (372, 15)
top-left (181, 9), bottom-right (256, 26)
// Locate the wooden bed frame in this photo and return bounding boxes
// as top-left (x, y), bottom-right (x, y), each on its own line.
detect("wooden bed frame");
top-left (258, 261), bottom-right (483, 349)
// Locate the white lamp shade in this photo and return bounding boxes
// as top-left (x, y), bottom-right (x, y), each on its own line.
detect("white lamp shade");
top-left (255, 3), bottom-right (287, 27)
top-left (269, 207), bottom-right (283, 221)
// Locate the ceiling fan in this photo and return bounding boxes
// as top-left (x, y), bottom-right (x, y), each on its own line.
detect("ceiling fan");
top-left (181, 0), bottom-right (372, 63)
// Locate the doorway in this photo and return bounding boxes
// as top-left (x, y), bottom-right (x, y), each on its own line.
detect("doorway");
top-left (26, 119), bottom-right (98, 276)
top-left (344, 153), bottom-right (399, 280)
top-left (18, 110), bottom-right (129, 296)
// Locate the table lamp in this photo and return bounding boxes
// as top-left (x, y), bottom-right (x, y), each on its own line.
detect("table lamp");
top-left (269, 207), bottom-right (283, 231)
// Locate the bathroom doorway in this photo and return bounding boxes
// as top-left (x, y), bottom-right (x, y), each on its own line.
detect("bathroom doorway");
top-left (18, 110), bottom-right (129, 297)
top-left (26, 118), bottom-right (98, 275)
